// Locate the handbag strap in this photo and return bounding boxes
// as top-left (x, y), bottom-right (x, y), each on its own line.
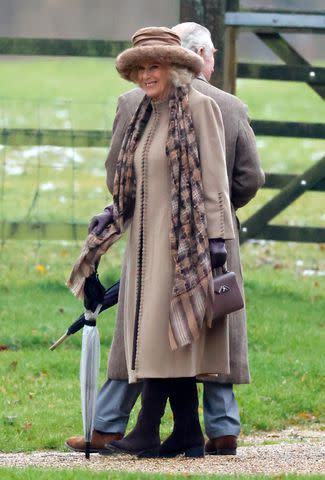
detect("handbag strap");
top-left (212, 264), bottom-right (229, 277)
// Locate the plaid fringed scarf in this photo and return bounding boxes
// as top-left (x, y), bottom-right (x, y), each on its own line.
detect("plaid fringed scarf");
top-left (67, 96), bottom-right (152, 297)
top-left (67, 86), bottom-right (214, 350)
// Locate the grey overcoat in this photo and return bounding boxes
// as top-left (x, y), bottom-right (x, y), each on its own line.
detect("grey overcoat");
top-left (105, 76), bottom-right (265, 384)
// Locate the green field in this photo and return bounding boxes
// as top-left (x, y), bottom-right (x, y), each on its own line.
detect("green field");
top-left (0, 56), bottom-right (324, 457)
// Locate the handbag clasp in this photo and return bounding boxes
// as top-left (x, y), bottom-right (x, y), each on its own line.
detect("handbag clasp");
top-left (217, 285), bottom-right (230, 294)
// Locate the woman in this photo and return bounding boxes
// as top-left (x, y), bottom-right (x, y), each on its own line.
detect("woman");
top-left (68, 26), bottom-right (234, 458)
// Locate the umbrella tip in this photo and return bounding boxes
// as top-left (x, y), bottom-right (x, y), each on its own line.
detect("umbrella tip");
top-left (85, 441), bottom-right (91, 459)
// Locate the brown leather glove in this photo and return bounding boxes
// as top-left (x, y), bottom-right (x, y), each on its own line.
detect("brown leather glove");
top-left (209, 238), bottom-right (227, 269)
top-left (88, 205), bottom-right (113, 235)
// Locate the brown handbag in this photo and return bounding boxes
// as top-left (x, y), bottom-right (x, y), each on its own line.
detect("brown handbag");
top-left (212, 266), bottom-right (244, 320)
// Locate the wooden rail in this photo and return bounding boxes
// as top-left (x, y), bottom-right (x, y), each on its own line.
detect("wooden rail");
top-left (0, 37), bottom-right (130, 57)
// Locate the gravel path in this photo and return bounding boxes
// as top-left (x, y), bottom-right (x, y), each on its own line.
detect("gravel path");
top-left (1, 428), bottom-right (324, 475)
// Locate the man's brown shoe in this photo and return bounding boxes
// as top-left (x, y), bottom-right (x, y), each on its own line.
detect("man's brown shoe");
top-left (65, 430), bottom-right (123, 454)
top-left (205, 435), bottom-right (237, 455)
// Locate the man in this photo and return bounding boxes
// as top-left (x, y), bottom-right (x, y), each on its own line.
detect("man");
top-left (66, 22), bottom-right (264, 456)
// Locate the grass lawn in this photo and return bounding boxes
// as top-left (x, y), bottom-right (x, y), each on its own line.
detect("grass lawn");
top-left (0, 57), bottom-right (324, 456)
top-left (1, 469), bottom-right (324, 480)
top-left (0, 238), bottom-right (324, 452)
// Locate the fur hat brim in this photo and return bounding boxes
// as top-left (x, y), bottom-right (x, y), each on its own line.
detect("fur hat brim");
top-left (116, 45), bottom-right (203, 81)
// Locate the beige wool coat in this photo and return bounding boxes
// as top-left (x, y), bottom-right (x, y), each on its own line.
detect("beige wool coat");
top-left (111, 87), bottom-right (234, 383)
top-left (106, 77), bottom-right (265, 384)
top-left (113, 88), bottom-right (234, 382)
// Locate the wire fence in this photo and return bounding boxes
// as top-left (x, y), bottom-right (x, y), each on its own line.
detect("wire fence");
top-left (0, 98), bottom-right (118, 245)
top-left (1, 94), bottom-right (324, 247)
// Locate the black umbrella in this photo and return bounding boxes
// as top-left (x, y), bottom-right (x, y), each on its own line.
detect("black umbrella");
top-left (49, 280), bottom-right (120, 351)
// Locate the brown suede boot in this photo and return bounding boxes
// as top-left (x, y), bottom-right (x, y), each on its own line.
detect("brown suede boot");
top-left (65, 430), bottom-right (123, 454)
top-left (205, 435), bottom-right (237, 455)
top-left (106, 379), bottom-right (169, 458)
top-left (159, 378), bottom-right (205, 458)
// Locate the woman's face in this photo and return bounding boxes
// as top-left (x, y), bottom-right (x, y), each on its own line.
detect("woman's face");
top-left (137, 63), bottom-right (171, 101)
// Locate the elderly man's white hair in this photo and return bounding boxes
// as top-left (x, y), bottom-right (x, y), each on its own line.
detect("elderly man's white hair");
top-left (172, 22), bottom-right (215, 58)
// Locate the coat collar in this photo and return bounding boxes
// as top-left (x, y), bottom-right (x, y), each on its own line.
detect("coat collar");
top-left (196, 73), bottom-right (209, 84)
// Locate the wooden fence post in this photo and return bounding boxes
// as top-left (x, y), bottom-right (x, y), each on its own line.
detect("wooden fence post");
top-left (180, 0), bottom-right (227, 88)
top-left (223, 0), bottom-right (239, 93)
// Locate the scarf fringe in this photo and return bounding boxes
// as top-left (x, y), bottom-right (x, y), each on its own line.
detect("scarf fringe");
top-left (67, 275), bottom-right (87, 299)
top-left (169, 271), bottom-right (214, 350)
top-left (66, 225), bottom-right (122, 299)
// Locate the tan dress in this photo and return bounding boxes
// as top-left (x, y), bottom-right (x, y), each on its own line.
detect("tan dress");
top-left (119, 87), bottom-right (235, 383)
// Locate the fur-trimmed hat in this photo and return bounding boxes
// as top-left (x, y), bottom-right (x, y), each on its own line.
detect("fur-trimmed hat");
top-left (116, 26), bottom-right (203, 81)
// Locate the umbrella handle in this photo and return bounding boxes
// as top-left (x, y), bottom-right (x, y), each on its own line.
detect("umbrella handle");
top-left (49, 332), bottom-right (69, 351)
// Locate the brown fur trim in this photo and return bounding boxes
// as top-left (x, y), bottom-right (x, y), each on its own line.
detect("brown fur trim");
top-left (116, 45), bottom-right (203, 81)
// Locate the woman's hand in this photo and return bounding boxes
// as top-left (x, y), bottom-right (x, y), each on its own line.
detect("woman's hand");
top-left (209, 238), bottom-right (227, 268)
top-left (88, 206), bottom-right (113, 235)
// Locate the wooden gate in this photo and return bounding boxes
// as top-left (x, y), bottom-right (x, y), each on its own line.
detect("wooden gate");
top-left (180, 0), bottom-right (325, 244)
